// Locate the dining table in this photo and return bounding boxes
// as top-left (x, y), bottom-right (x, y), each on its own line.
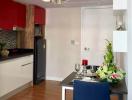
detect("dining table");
top-left (61, 72), bottom-right (127, 100)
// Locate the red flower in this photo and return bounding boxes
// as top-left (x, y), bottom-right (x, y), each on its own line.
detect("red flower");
top-left (111, 73), bottom-right (120, 79)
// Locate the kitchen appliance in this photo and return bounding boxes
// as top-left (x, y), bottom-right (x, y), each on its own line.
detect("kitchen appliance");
top-left (34, 24), bottom-right (42, 36)
top-left (33, 26), bottom-right (46, 84)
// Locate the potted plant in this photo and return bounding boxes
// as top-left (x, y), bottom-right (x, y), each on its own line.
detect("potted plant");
top-left (0, 42), bottom-right (9, 57)
top-left (96, 40), bottom-right (126, 84)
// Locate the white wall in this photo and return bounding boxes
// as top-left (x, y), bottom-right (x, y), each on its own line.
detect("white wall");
top-left (45, 7), bottom-right (114, 81)
top-left (45, 8), bottom-right (81, 81)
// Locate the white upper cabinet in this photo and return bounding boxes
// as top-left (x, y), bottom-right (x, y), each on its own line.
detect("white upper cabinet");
top-left (113, 31), bottom-right (127, 52)
top-left (113, 0), bottom-right (127, 10)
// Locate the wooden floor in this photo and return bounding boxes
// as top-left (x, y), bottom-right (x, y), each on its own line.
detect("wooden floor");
top-left (8, 80), bottom-right (118, 100)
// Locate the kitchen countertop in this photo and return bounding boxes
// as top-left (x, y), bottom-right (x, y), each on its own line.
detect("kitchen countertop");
top-left (0, 49), bottom-right (33, 61)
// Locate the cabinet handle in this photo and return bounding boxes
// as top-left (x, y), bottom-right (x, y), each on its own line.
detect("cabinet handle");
top-left (21, 63), bottom-right (32, 66)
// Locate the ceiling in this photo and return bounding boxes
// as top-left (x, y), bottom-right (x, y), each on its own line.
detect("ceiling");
top-left (15, 0), bottom-right (113, 8)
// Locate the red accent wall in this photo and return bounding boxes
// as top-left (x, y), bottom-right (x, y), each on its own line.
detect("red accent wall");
top-left (0, 0), bottom-right (26, 30)
top-left (34, 6), bottom-right (46, 25)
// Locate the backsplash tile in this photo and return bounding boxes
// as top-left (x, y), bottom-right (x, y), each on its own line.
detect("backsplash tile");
top-left (0, 31), bottom-right (16, 49)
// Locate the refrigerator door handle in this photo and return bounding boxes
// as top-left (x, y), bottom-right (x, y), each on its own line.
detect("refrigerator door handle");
top-left (43, 44), bottom-right (46, 48)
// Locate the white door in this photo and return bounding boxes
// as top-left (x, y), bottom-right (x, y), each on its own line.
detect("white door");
top-left (81, 7), bottom-right (114, 65)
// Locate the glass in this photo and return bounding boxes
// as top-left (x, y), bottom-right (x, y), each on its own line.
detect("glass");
top-left (75, 64), bottom-right (80, 78)
top-left (82, 65), bottom-right (87, 77)
top-left (86, 65), bottom-right (92, 70)
top-left (82, 59), bottom-right (88, 66)
top-left (90, 65), bottom-right (98, 80)
top-left (90, 67), bottom-right (95, 73)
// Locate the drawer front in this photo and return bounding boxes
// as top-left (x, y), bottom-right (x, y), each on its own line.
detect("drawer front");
top-left (0, 61), bottom-right (22, 97)
top-left (18, 55), bottom-right (33, 65)
top-left (20, 62), bottom-right (33, 84)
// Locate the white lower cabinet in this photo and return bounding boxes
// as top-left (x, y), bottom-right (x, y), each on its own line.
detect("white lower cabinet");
top-left (20, 61), bottom-right (33, 85)
top-left (0, 55), bottom-right (33, 97)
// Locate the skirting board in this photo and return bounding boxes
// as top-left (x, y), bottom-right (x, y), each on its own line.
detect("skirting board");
top-left (46, 76), bottom-right (63, 81)
top-left (0, 82), bottom-right (33, 100)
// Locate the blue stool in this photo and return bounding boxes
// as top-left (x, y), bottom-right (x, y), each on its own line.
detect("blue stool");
top-left (73, 80), bottom-right (110, 100)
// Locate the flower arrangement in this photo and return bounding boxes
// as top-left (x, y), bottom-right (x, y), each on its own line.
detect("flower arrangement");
top-left (96, 40), bottom-right (126, 84)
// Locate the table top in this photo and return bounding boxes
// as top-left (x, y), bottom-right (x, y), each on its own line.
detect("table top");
top-left (61, 72), bottom-right (128, 95)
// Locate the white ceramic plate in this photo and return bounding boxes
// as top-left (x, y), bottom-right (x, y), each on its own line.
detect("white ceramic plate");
top-left (82, 77), bottom-right (98, 82)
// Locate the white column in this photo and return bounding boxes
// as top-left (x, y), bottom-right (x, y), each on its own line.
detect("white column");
top-left (128, 0), bottom-right (132, 100)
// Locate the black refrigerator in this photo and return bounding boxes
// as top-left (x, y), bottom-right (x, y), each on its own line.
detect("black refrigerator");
top-left (33, 36), bottom-right (46, 85)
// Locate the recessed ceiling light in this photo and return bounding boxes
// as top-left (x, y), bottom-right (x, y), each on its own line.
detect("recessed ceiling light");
top-left (42, 0), bottom-right (51, 2)
top-left (42, 0), bottom-right (66, 4)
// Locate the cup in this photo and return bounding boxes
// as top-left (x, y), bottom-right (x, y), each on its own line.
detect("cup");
top-left (82, 59), bottom-right (88, 66)
top-left (75, 64), bottom-right (80, 78)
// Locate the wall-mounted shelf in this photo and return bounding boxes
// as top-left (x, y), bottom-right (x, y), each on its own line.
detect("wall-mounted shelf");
top-left (113, 10), bottom-right (126, 16)
top-left (113, 0), bottom-right (127, 52)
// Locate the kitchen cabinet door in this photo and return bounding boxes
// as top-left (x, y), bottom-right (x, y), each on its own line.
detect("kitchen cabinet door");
top-left (16, 55), bottom-right (33, 84)
top-left (0, 55), bottom-right (33, 97)
top-left (0, 0), bottom-right (26, 30)
top-left (34, 6), bottom-right (46, 25)
top-left (15, 2), bottom-right (26, 28)
top-left (0, 59), bottom-right (22, 97)
top-left (20, 61), bottom-right (33, 84)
